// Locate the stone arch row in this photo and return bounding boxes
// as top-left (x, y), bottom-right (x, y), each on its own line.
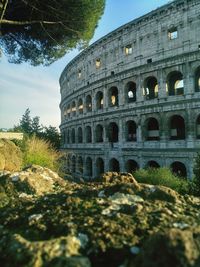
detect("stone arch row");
top-left (63, 114), bottom-right (200, 144)
top-left (67, 155), bottom-right (188, 178)
top-left (63, 67), bottom-right (200, 118)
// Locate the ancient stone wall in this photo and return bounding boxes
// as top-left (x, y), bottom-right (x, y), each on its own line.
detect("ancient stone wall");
top-left (60, 0), bottom-right (200, 179)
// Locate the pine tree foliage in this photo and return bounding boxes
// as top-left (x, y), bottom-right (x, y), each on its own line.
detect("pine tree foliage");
top-left (0, 0), bottom-right (105, 65)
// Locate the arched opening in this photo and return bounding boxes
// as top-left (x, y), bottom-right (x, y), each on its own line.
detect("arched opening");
top-left (167, 71), bottom-right (184, 96)
top-left (146, 118), bottom-right (159, 141)
top-left (126, 160), bottom-right (139, 173)
top-left (66, 129), bottom-right (70, 144)
top-left (86, 157), bottom-right (93, 176)
top-left (126, 120), bottom-right (137, 141)
top-left (86, 95), bottom-right (92, 112)
top-left (195, 67), bottom-right (200, 92)
top-left (71, 155), bottom-right (76, 173)
top-left (67, 104), bottom-right (71, 117)
top-left (125, 82), bottom-right (136, 103)
top-left (71, 101), bottom-right (76, 116)
top-left (170, 115), bottom-right (185, 140)
top-left (63, 106), bottom-right (67, 120)
top-left (109, 87), bottom-right (118, 107)
top-left (147, 161), bottom-right (160, 168)
top-left (78, 98), bottom-right (83, 114)
top-left (144, 76), bottom-right (158, 100)
top-left (196, 115), bottom-right (200, 139)
top-left (96, 91), bottom-right (104, 110)
top-left (78, 127), bottom-right (83, 143)
top-left (96, 157), bottom-right (104, 176)
top-left (85, 126), bottom-right (92, 143)
top-left (109, 158), bottom-right (120, 172)
top-left (95, 124), bottom-right (103, 143)
top-left (108, 122), bottom-right (119, 143)
top-left (77, 156), bottom-right (83, 174)
top-left (171, 161), bottom-right (187, 178)
top-left (71, 128), bottom-right (75, 144)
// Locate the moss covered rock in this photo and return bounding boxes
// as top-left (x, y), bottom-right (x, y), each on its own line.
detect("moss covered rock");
top-left (0, 170), bottom-right (200, 267)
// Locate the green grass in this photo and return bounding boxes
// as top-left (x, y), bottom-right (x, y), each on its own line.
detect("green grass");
top-left (23, 135), bottom-right (60, 171)
top-left (133, 167), bottom-right (190, 194)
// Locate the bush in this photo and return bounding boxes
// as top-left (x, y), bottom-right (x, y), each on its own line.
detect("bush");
top-left (23, 135), bottom-right (61, 171)
top-left (189, 153), bottom-right (200, 196)
top-left (133, 167), bottom-right (189, 194)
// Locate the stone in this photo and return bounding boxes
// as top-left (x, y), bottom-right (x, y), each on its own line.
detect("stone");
top-left (0, 139), bottom-right (22, 171)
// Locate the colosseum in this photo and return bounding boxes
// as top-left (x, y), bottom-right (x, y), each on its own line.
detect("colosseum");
top-left (59, 0), bottom-right (200, 179)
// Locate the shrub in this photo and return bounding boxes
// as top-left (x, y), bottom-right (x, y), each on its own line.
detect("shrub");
top-left (23, 135), bottom-right (61, 171)
top-left (189, 153), bottom-right (200, 196)
top-left (133, 167), bottom-right (189, 194)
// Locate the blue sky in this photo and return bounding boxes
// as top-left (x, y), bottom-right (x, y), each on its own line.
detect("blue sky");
top-left (0, 0), bottom-right (170, 130)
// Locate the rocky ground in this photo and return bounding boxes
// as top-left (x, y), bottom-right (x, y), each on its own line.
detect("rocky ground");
top-left (0, 166), bottom-right (200, 267)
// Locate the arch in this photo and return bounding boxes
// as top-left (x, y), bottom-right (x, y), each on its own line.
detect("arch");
top-left (67, 104), bottom-right (71, 117)
top-left (125, 160), bottom-right (139, 173)
top-left (109, 158), bottom-right (120, 172)
top-left (71, 128), bottom-right (75, 144)
top-left (126, 120), bottom-right (137, 141)
top-left (77, 127), bottom-right (83, 143)
top-left (147, 161), bottom-right (160, 168)
top-left (96, 157), bottom-right (104, 176)
top-left (63, 106), bottom-right (67, 120)
top-left (108, 122), bottom-right (119, 142)
top-left (71, 101), bottom-right (76, 116)
top-left (171, 161), bottom-right (187, 178)
top-left (195, 67), bottom-right (200, 92)
top-left (78, 98), bottom-right (83, 114)
top-left (196, 115), bottom-right (200, 139)
top-left (108, 86), bottom-right (118, 107)
top-left (77, 156), bottom-right (83, 174)
top-left (96, 91), bottom-right (104, 110)
top-left (86, 157), bottom-right (93, 176)
top-left (167, 71), bottom-right (184, 96)
top-left (86, 95), bottom-right (92, 112)
top-left (170, 115), bottom-right (185, 140)
top-left (95, 124), bottom-right (104, 143)
top-left (146, 117), bottom-right (159, 141)
top-left (144, 76), bottom-right (158, 99)
top-left (71, 155), bottom-right (76, 173)
top-left (125, 81), bottom-right (136, 103)
top-left (66, 129), bottom-right (70, 144)
top-left (85, 126), bottom-right (92, 143)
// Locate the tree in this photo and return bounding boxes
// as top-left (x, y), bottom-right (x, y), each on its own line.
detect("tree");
top-left (42, 126), bottom-right (60, 150)
top-left (19, 108), bottom-right (32, 134)
top-left (0, 0), bottom-right (105, 66)
top-left (31, 116), bottom-right (43, 136)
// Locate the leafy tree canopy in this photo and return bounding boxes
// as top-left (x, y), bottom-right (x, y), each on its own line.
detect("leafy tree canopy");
top-left (0, 0), bottom-right (105, 65)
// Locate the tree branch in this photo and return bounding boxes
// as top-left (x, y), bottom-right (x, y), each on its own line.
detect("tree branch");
top-left (0, 0), bottom-right (9, 21)
top-left (0, 19), bottom-right (80, 34)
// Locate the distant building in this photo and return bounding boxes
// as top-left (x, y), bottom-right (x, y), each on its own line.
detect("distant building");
top-left (59, 0), bottom-right (200, 179)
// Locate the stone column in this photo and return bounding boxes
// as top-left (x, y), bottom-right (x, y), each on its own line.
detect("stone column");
top-left (158, 69), bottom-right (167, 99)
top-left (184, 62), bottom-right (195, 96)
top-left (136, 75), bottom-right (145, 103)
top-left (160, 113), bottom-right (168, 148)
top-left (186, 110), bottom-right (195, 148)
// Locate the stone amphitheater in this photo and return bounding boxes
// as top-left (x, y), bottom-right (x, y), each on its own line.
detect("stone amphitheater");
top-left (59, 0), bottom-right (200, 179)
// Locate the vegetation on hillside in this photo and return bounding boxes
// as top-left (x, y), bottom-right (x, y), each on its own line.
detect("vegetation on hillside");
top-left (22, 135), bottom-right (61, 171)
top-left (12, 108), bottom-right (60, 150)
top-left (133, 167), bottom-right (189, 195)
top-left (0, 0), bottom-right (105, 65)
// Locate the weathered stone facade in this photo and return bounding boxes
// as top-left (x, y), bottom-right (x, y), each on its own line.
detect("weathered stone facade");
top-left (60, 0), bottom-right (200, 179)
